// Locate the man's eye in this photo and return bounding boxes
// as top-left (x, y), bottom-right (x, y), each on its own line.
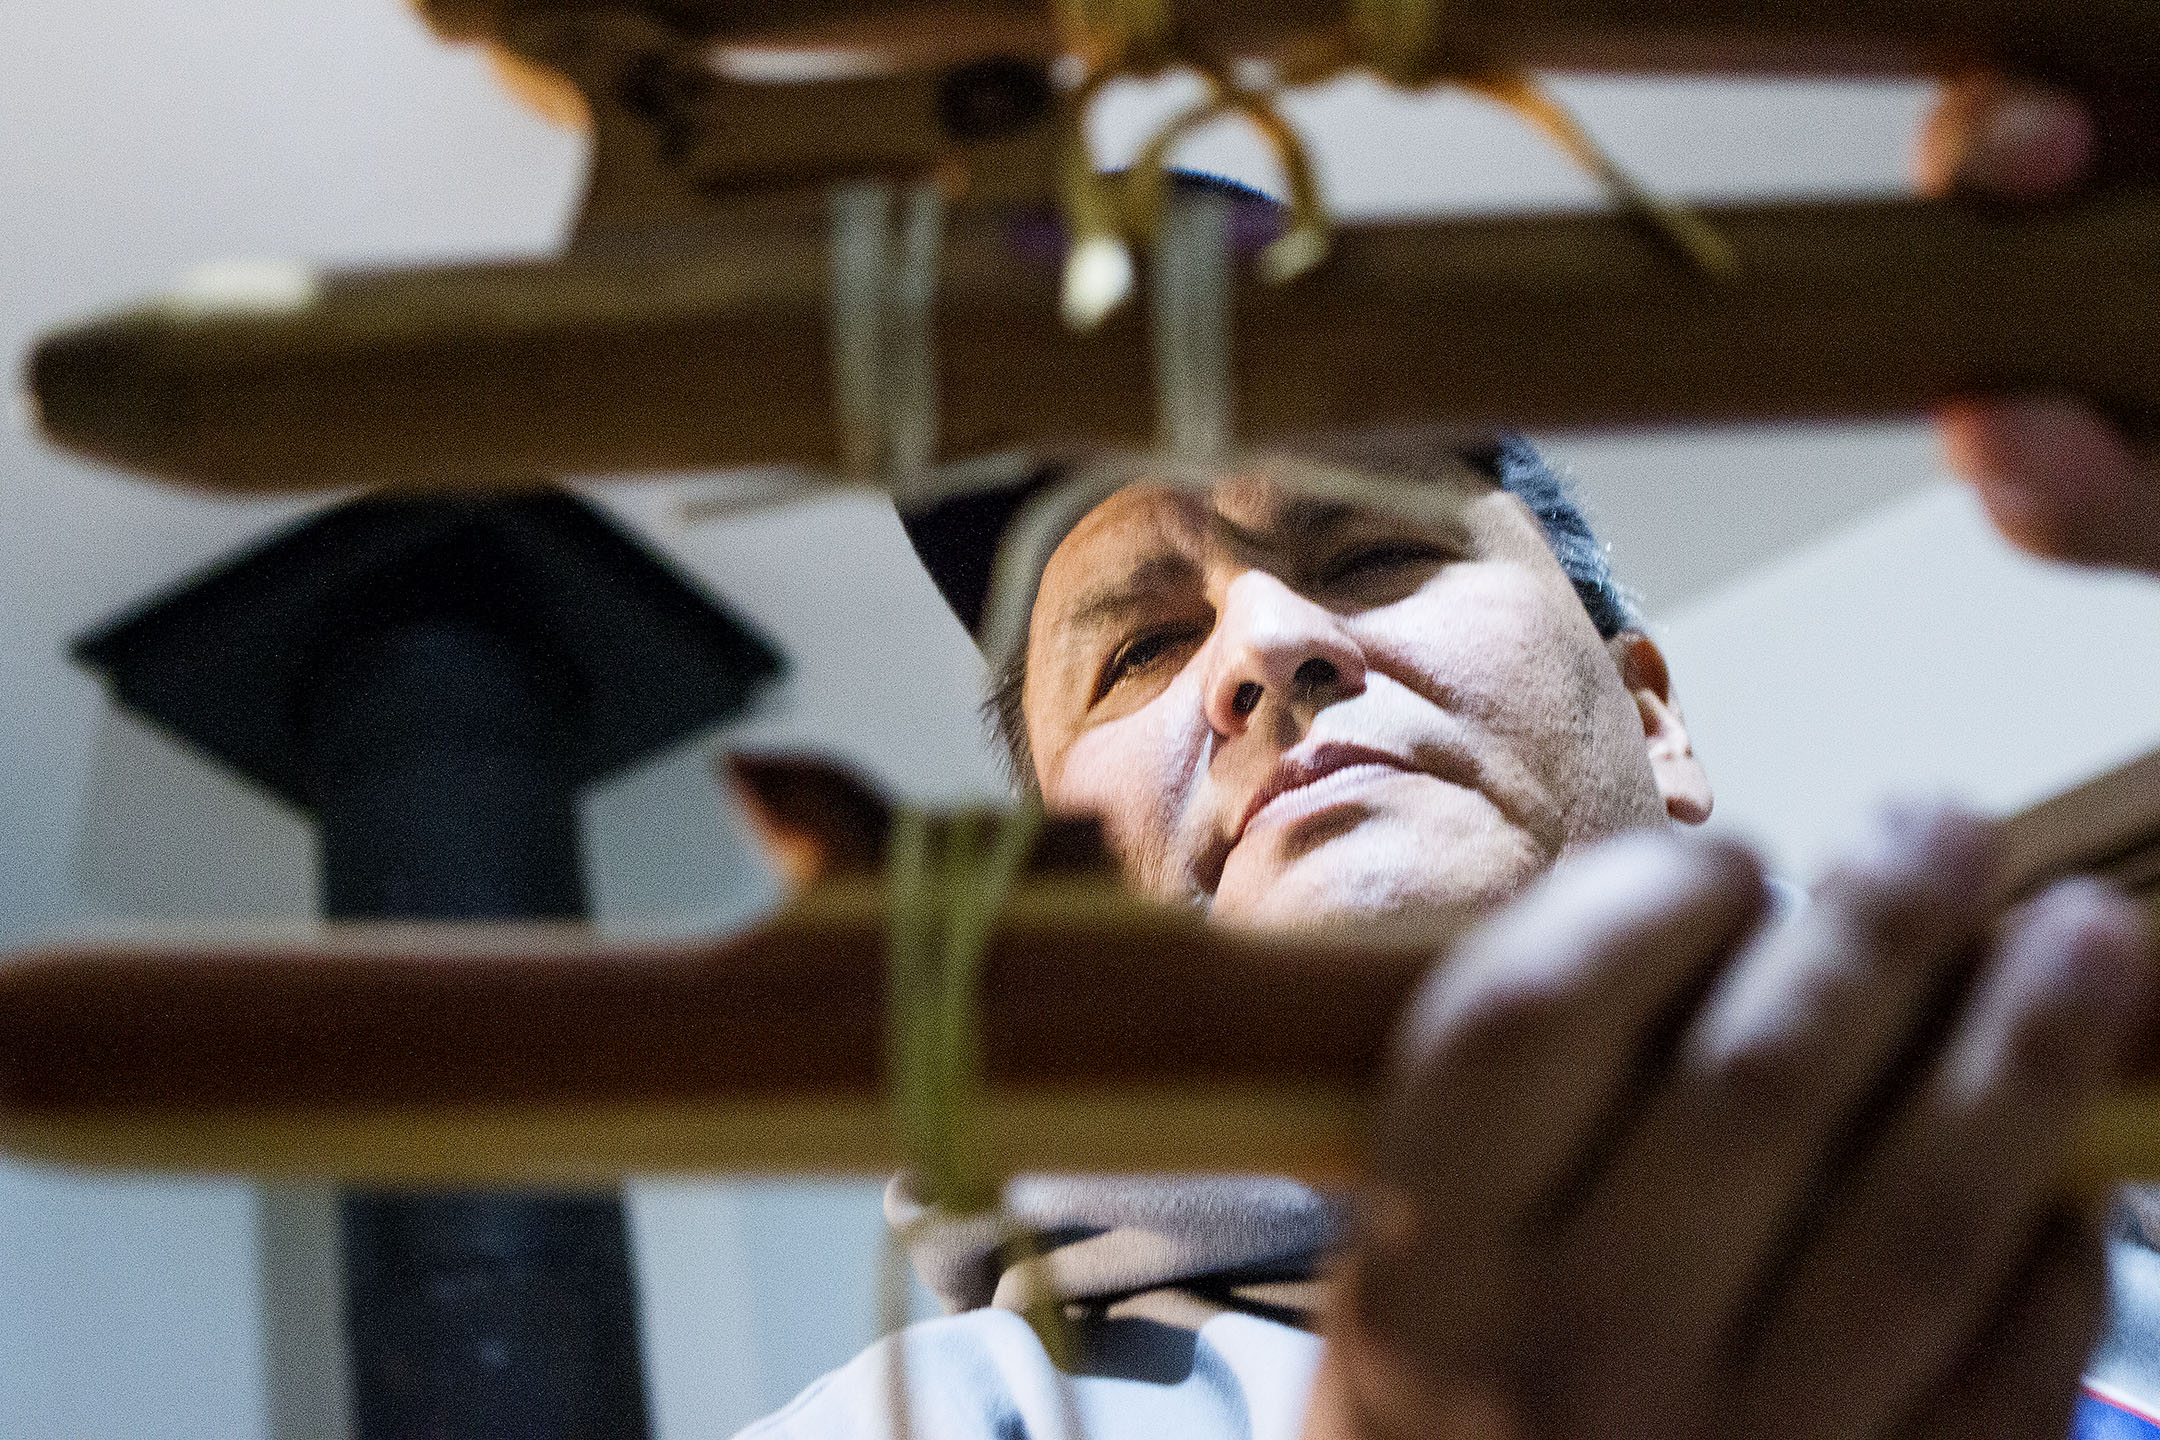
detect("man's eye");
top-left (1098, 627), bottom-right (1196, 699)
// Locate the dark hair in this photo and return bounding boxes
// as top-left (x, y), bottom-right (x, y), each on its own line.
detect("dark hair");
top-left (1472, 433), bottom-right (1640, 639)
top-left (983, 432), bottom-right (1637, 784)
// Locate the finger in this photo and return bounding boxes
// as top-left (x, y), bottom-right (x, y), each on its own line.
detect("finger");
top-left (1357, 831), bottom-right (1769, 1387)
top-left (1901, 1203), bottom-right (2109, 1440)
top-left (1940, 396), bottom-right (2160, 574)
top-left (1547, 805), bottom-right (1999, 1421)
top-left (1372, 830), bottom-right (1768, 1223)
top-left (1917, 72), bottom-right (2096, 201)
top-left (1737, 879), bottom-right (2149, 1439)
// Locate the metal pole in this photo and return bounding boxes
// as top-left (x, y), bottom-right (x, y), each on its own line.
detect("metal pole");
top-left (304, 610), bottom-right (650, 1440)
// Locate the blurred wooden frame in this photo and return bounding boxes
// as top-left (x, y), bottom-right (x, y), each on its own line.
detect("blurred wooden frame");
top-left (31, 190), bottom-right (2160, 492)
top-left (425, 0), bottom-right (2160, 235)
top-left (10, 747), bottom-right (2160, 1186)
top-left (24, 0), bottom-right (2160, 494)
top-left (469, 7), bottom-right (1074, 234)
top-left (9, 882), bottom-right (2160, 1190)
top-left (416, 0), bottom-right (2160, 83)
top-left (12, 2), bottom-right (2160, 1187)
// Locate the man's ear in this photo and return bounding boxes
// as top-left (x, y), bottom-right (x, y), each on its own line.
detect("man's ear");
top-left (1610, 631), bottom-right (1713, 826)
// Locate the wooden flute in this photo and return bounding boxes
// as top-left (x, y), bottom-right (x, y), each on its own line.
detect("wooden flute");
top-left (29, 188), bottom-right (2160, 495)
top-left (22, 0), bottom-right (2160, 497)
top-left (5, 747), bottom-right (2160, 1187)
top-left (417, 0), bottom-right (2160, 84)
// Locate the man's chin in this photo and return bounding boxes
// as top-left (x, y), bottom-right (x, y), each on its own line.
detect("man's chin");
top-left (1208, 825), bottom-right (1541, 936)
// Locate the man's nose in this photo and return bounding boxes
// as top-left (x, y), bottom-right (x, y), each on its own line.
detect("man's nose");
top-left (1203, 571), bottom-right (1367, 739)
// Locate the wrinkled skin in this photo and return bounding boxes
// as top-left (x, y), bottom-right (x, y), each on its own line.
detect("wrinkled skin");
top-left (1023, 461), bottom-right (1707, 932)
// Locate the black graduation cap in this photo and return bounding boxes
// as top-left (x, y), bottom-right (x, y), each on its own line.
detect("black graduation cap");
top-left (73, 489), bottom-right (782, 810)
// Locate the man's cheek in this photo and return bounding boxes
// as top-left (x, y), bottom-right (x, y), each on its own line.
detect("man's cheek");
top-left (1385, 587), bottom-right (1586, 728)
top-left (1048, 711), bottom-right (1189, 861)
top-left (1047, 729), bottom-right (1128, 817)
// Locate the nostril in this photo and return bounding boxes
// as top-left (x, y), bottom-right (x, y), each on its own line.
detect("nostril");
top-left (1292, 658), bottom-right (1338, 696)
top-left (1231, 681), bottom-right (1263, 717)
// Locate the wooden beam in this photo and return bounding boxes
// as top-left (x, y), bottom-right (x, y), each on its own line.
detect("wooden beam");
top-left (12, 741), bottom-right (2160, 1185)
top-left (4, 879), bottom-right (2160, 1184)
top-left (0, 881), bottom-right (1435, 1116)
top-left (415, 0), bottom-right (2160, 82)
top-left (0, 878), bottom-right (1423, 1181)
top-left (29, 188), bottom-right (2160, 494)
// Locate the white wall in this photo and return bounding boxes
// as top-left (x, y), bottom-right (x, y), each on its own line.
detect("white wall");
top-left (1662, 480), bottom-right (2160, 879)
top-left (9, 4), bottom-right (2156, 1436)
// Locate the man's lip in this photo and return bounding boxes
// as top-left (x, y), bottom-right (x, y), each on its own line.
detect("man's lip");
top-left (1233, 744), bottom-right (1417, 846)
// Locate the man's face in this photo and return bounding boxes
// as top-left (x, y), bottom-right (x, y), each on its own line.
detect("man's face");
top-left (1020, 458), bottom-right (1701, 931)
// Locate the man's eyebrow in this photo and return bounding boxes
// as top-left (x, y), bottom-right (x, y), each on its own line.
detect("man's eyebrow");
top-left (1209, 497), bottom-right (1358, 552)
top-left (1054, 552), bottom-right (1202, 633)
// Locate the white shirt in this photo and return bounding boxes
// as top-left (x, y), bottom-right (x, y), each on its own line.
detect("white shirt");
top-left (737, 1306), bottom-right (1321, 1440)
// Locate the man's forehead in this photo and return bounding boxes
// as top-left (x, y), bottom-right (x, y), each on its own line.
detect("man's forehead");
top-left (1059, 481), bottom-right (1208, 559)
top-left (1031, 484), bottom-right (1206, 643)
top-left (1043, 461), bottom-right (1485, 591)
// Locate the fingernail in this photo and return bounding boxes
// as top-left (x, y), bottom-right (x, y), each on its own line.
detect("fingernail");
top-left (1871, 800), bottom-right (1998, 882)
top-left (1946, 395), bottom-right (2156, 567)
top-left (1967, 91), bottom-right (2096, 199)
top-left (2036, 878), bottom-right (2153, 1040)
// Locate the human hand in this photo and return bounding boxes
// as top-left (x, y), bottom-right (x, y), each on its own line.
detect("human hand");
top-left (1920, 74), bottom-right (2160, 573)
top-left (1305, 809), bottom-right (2151, 1439)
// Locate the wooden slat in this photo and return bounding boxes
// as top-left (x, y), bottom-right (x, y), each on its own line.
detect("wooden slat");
top-left (8, 879), bottom-right (2160, 1182)
top-left (7, 896), bottom-right (2160, 1182)
top-left (17, 746), bottom-right (2160, 1185)
top-left (30, 189), bottom-right (2160, 494)
top-left (0, 1086), bottom-right (1376, 1186)
top-left (417, 0), bottom-right (2160, 82)
top-left (2000, 746), bottom-right (2160, 897)
top-left (12, 1084), bottom-right (2160, 1191)
top-left (0, 880), bottom-right (1432, 1127)
top-left (0, 873), bottom-right (1411, 1183)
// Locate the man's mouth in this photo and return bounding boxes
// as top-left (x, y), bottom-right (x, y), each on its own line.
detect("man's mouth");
top-left (1234, 742), bottom-right (1417, 846)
